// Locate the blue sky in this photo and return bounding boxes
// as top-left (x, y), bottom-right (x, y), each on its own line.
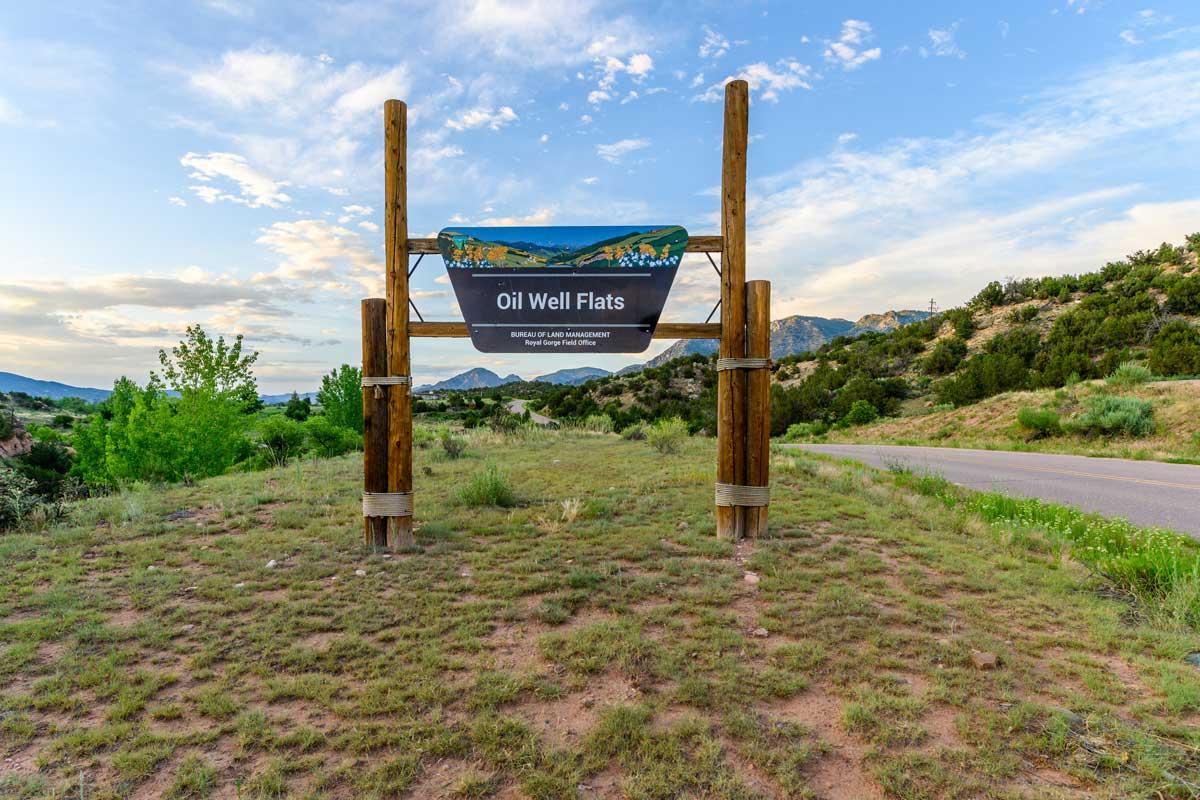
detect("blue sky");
top-left (2, 1), bottom-right (1199, 391)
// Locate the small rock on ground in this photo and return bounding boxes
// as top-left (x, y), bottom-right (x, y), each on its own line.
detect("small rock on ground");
top-left (970, 650), bottom-right (1000, 670)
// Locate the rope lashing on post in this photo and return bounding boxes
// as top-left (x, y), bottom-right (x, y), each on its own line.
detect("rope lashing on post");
top-left (362, 491), bottom-right (413, 518)
top-left (715, 357), bottom-right (769, 371)
top-left (714, 482), bottom-right (770, 507)
top-left (361, 375), bottom-right (410, 398)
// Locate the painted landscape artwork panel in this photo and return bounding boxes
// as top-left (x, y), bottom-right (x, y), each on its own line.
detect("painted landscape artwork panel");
top-left (437, 225), bottom-right (688, 353)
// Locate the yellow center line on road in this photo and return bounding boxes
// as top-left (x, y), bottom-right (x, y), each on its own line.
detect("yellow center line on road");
top-left (877, 449), bottom-right (1200, 492)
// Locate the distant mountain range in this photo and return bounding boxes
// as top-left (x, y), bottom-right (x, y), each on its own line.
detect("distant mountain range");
top-left (0, 372), bottom-right (111, 403)
top-left (532, 367), bottom-right (611, 385)
top-left (2, 309), bottom-right (929, 404)
top-left (642, 309), bottom-right (930, 367)
top-left (260, 392), bottom-right (319, 405)
top-left (413, 367), bottom-right (524, 393)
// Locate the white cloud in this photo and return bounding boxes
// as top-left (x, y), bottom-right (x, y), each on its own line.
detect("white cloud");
top-left (626, 53), bottom-right (654, 78)
top-left (476, 207), bottom-right (555, 226)
top-left (745, 49), bottom-right (1200, 317)
top-left (188, 48), bottom-right (308, 109)
top-left (581, 176), bottom-right (598, 184)
top-left (253, 219), bottom-right (381, 293)
top-left (444, 105), bottom-right (518, 131)
top-left (168, 196), bottom-right (188, 207)
top-left (587, 90), bottom-right (612, 106)
top-left (699, 26), bottom-right (730, 59)
top-left (430, 1), bottom-right (648, 69)
top-left (922, 24), bottom-right (966, 59)
top-left (342, 204), bottom-right (372, 216)
top-left (1120, 29), bottom-right (1142, 45)
top-left (596, 137), bottom-right (650, 163)
top-left (696, 60), bottom-right (811, 102)
top-left (539, 133), bottom-right (549, 144)
top-left (824, 20), bottom-right (882, 70)
top-left (358, 221), bottom-right (379, 232)
top-left (181, 152), bottom-right (292, 208)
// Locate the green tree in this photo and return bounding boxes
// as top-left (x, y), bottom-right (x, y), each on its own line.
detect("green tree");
top-left (284, 392), bottom-right (312, 421)
top-left (1166, 276), bottom-right (1200, 315)
top-left (317, 365), bottom-right (363, 433)
top-left (154, 325), bottom-right (260, 411)
top-left (1148, 321), bottom-right (1200, 376)
top-left (924, 337), bottom-right (967, 375)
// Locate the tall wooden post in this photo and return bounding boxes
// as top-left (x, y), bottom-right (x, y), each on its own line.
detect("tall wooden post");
top-left (717, 80), bottom-right (749, 540)
top-left (361, 299), bottom-right (389, 548)
top-left (385, 99), bottom-right (414, 548)
top-left (745, 281), bottom-right (771, 538)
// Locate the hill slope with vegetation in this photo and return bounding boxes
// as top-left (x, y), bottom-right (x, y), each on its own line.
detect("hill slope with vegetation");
top-left (535, 233), bottom-right (1200, 453)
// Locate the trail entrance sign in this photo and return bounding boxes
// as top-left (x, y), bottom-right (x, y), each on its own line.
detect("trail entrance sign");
top-left (437, 225), bottom-right (687, 353)
top-left (361, 80), bottom-right (771, 549)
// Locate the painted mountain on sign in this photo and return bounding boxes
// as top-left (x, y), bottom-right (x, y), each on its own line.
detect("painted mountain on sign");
top-left (438, 225), bottom-right (688, 269)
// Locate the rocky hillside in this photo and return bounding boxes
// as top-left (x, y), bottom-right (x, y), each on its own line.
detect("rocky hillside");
top-left (644, 308), bottom-right (929, 367)
top-left (536, 234), bottom-right (1200, 436)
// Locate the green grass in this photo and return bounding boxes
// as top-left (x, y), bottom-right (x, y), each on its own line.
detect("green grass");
top-left (891, 466), bottom-right (1200, 629)
top-left (1, 427), bottom-right (1198, 798)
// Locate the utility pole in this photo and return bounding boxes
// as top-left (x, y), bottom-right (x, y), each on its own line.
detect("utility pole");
top-left (928, 298), bottom-right (938, 315)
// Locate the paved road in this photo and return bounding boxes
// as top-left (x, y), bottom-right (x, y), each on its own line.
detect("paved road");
top-left (507, 399), bottom-right (555, 427)
top-left (789, 444), bottom-right (1200, 538)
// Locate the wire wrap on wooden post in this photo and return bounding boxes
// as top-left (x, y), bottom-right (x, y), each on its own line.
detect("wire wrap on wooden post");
top-left (361, 375), bottom-right (410, 398)
top-left (362, 491), bottom-right (413, 517)
top-left (714, 482), bottom-right (770, 507)
top-left (715, 357), bottom-right (769, 371)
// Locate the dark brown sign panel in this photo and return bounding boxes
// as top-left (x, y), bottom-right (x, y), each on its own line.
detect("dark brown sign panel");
top-left (438, 225), bottom-right (687, 353)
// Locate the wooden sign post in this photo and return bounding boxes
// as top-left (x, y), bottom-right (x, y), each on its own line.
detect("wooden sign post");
top-left (361, 81), bottom-right (770, 547)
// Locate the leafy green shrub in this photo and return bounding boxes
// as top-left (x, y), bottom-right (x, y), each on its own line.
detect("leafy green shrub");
top-left (258, 416), bottom-right (306, 466)
top-left (440, 429), bottom-right (467, 459)
top-left (1166, 275), bottom-right (1200, 314)
top-left (970, 281), bottom-right (1005, 310)
top-left (620, 422), bottom-right (647, 440)
top-left (488, 408), bottom-right (525, 435)
top-left (934, 353), bottom-right (1028, 406)
top-left (924, 337), bottom-right (967, 375)
top-left (303, 415), bottom-right (360, 457)
top-left (0, 413), bottom-right (12, 440)
top-left (1006, 305), bottom-right (1039, 324)
top-left (0, 465), bottom-right (40, 531)
top-left (412, 425), bottom-right (435, 449)
top-left (646, 417), bottom-right (688, 454)
top-left (14, 441), bottom-right (73, 499)
top-left (780, 421), bottom-right (829, 440)
top-left (1148, 321), bottom-right (1200, 376)
top-left (1068, 395), bottom-right (1154, 437)
top-left (1016, 407), bottom-right (1060, 438)
top-left (1105, 361), bottom-right (1153, 388)
top-left (582, 414), bottom-right (614, 434)
top-left (457, 464), bottom-right (516, 507)
top-left (842, 400), bottom-right (878, 427)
